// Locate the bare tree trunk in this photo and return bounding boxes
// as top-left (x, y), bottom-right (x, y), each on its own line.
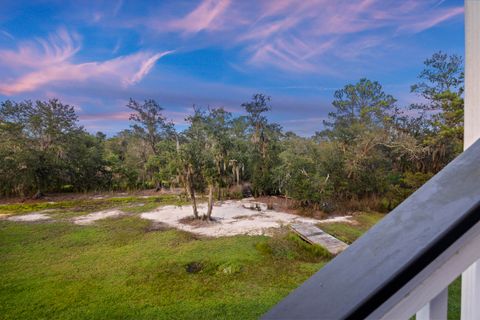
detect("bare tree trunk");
top-left (191, 188), bottom-right (198, 219)
top-left (235, 166), bottom-right (240, 185)
top-left (186, 169), bottom-right (198, 219)
top-left (206, 184), bottom-right (214, 220)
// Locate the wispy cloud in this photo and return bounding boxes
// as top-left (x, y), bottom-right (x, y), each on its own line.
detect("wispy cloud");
top-left (0, 29), bottom-right (15, 40)
top-left (168, 0), bottom-right (231, 34)
top-left (0, 28), bottom-right (80, 69)
top-left (128, 51), bottom-right (174, 85)
top-left (112, 38), bottom-right (121, 54)
top-left (80, 111), bottom-right (130, 121)
top-left (0, 29), bottom-right (173, 95)
top-left (113, 0), bottom-right (123, 16)
top-left (153, 0), bottom-right (463, 73)
top-left (80, 109), bottom-right (189, 126)
top-left (398, 6), bottom-right (464, 33)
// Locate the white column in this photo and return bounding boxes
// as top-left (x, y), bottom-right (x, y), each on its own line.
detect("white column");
top-left (462, 1), bottom-right (480, 320)
top-left (464, 0), bottom-right (480, 149)
top-left (417, 288), bottom-right (448, 320)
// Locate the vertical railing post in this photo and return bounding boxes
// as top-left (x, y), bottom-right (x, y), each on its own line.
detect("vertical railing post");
top-left (464, 1), bottom-right (480, 148)
top-left (462, 1), bottom-right (480, 319)
top-left (416, 288), bottom-right (448, 320)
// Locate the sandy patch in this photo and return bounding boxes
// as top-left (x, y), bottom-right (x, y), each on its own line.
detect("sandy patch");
top-left (141, 199), bottom-right (326, 237)
top-left (8, 213), bottom-right (51, 222)
top-left (73, 209), bottom-right (123, 225)
top-left (318, 216), bottom-right (352, 224)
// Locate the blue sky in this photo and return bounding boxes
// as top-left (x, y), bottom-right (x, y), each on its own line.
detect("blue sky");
top-left (0, 0), bottom-right (464, 136)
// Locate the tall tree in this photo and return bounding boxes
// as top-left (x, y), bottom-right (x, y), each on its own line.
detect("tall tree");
top-left (127, 99), bottom-right (174, 189)
top-left (321, 79), bottom-right (399, 199)
top-left (242, 93), bottom-right (280, 195)
top-left (410, 52), bottom-right (464, 171)
top-left (179, 107), bottom-right (234, 220)
top-left (180, 109), bottom-right (208, 219)
top-left (323, 78), bottom-right (397, 143)
top-left (127, 99), bottom-right (174, 155)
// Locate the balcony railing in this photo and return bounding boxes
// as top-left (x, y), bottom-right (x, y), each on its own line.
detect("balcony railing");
top-left (263, 139), bottom-right (480, 319)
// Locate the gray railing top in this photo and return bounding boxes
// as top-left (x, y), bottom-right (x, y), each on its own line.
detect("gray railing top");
top-left (263, 139), bottom-right (480, 320)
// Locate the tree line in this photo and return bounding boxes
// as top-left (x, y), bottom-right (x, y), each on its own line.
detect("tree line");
top-left (0, 52), bottom-right (464, 217)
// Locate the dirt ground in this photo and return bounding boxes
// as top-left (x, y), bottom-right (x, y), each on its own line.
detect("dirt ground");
top-left (140, 199), bottom-right (351, 237)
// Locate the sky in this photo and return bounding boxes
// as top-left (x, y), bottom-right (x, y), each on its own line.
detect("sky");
top-left (0, 0), bottom-right (465, 136)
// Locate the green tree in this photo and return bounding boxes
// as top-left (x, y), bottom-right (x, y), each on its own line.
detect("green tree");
top-left (321, 79), bottom-right (399, 200)
top-left (410, 51), bottom-right (464, 171)
top-left (323, 78), bottom-right (397, 142)
top-left (179, 109), bottom-right (208, 219)
top-left (179, 107), bottom-right (234, 220)
top-left (104, 130), bottom-right (142, 190)
top-left (127, 99), bottom-right (174, 190)
top-left (242, 94), bottom-right (281, 196)
top-left (274, 134), bottom-right (332, 208)
top-left (0, 99), bottom-right (106, 197)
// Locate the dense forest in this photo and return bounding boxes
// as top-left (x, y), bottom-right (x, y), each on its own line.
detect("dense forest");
top-left (0, 52), bottom-right (464, 216)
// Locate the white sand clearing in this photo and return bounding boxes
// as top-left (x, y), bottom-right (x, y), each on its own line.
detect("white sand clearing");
top-left (319, 216), bottom-right (352, 224)
top-left (141, 199), bottom-right (347, 237)
top-left (8, 213), bottom-right (51, 222)
top-left (73, 209), bottom-right (123, 225)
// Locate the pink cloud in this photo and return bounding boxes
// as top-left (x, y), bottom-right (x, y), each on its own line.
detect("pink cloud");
top-left (248, 43), bottom-right (314, 72)
top-left (168, 0), bottom-right (230, 34)
top-left (128, 51), bottom-right (174, 85)
top-left (150, 0), bottom-right (463, 74)
top-left (398, 6), bottom-right (464, 33)
top-left (248, 36), bottom-right (337, 74)
top-left (80, 111), bottom-right (131, 121)
top-left (79, 109), bottom-right (189, 126)
top-left (0, 29), bottom-right (173, 95)
top-left (0, 28), bottom-right (79, 69)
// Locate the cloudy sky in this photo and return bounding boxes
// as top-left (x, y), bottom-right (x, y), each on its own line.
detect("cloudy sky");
top-left (0, 0), bottom-right (464, 136)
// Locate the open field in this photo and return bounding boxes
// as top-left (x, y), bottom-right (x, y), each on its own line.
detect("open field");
top-left (0, 194), bottom-right (331, 319)
top-left (0, 195), bottom-right (461, 319)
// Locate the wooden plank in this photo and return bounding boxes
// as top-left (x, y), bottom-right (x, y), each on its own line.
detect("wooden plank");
top-left (290, 223), bottom-right (348, 255)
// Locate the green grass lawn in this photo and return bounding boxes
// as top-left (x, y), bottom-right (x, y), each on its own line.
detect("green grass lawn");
top-left (0, 197), bottom-right (329, 319)
top-left (0, 201), bottom-right (462, 319)
top-left (318, 212), bottom-right (385, 244)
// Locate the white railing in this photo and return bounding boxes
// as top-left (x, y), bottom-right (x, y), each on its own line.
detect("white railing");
top-left (416, 289), bottom-right (448, 320)
top-left (374, 217), bottom-right (480, 320)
